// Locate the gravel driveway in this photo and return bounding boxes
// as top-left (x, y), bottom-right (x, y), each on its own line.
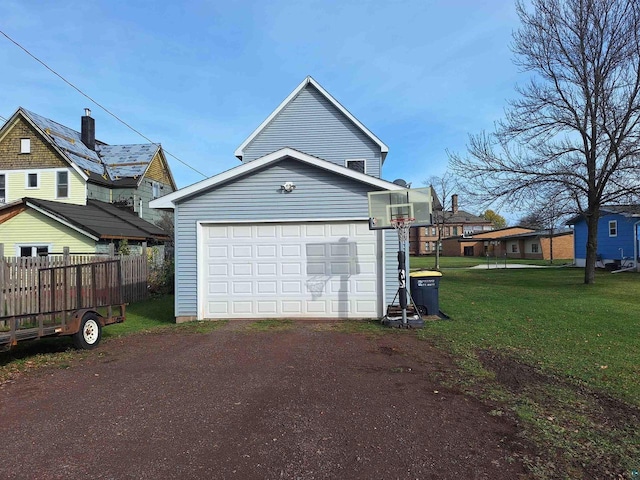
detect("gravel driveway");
top-left (0, 322), bottom-right (529, 479)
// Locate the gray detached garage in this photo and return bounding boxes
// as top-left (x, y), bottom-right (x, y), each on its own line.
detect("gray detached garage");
top-left (151, 76), bottom-right (409, 322)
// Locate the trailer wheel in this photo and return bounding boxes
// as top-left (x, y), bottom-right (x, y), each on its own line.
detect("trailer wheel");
top-left (73, 313), bottom-right (102, 350)
top-left (417, 305), bottom-right (428, 317)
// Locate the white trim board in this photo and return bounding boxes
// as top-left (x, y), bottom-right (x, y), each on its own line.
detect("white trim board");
top-left (150, 147), bottom-right (403, 209)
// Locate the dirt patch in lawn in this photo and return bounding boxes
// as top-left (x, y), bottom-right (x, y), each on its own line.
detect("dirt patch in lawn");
top-left (0, 322), bottom-right (532, 479)
top-left (478, 349), bottom-right (640, 478)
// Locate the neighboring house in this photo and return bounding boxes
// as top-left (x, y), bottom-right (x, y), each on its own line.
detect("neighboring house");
top-left (499, 228), bottom-right (574, 261)
top-left (441, 226), bottom-right (534, 257)
top-left (410, 194), bottom-right (494, 255)
top-left (567, 206), bottom-right (640, 269)
top-left (0, 107), bottom-right (176, 255)
top-left (0, 198), bottom-right (170, 256)
top-left (151, 76), bottom-right (407, 321)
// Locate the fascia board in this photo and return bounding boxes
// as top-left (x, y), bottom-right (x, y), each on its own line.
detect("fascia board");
top-left (150, 147), bottom-right (403, 209)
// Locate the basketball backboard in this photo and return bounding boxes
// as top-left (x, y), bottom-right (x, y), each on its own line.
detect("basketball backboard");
top-left (367, 187), bottom-right (433, 230)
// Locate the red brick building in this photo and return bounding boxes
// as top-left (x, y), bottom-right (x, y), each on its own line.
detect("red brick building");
top-left (409, 194), bottom-right (494, 255)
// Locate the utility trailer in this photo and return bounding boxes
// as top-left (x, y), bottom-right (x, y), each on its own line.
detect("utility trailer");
top-left (0, 260), bottom-right (125, 351)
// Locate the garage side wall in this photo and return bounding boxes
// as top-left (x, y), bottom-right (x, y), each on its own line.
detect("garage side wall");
top-left (174, 159), bottom-right (394, 319)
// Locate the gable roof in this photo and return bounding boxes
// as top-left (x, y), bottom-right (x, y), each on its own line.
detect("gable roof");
top-left (150, 147), bottom-right (404, 209)
top-left (234, 76), bottom-right (389, 162)
top-left (565, 205), bottom-right (640, 225)
top-left (0, 108), bottom-right (175, 189)
top-left (434, 209), bottom-right (493, 225)
top-left (0, 198), bottom-right (170, 242)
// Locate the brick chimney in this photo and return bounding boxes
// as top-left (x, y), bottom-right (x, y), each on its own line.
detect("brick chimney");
top-left (451, 194), bottom-right (459, 213)
top-left (81, 108), bottom-right (95, 150)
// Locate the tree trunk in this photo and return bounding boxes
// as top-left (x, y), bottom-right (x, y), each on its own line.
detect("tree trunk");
top-left (584, 211), bottom-right (600, 284)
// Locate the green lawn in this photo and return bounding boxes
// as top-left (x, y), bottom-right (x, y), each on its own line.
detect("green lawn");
top-left (424, 267), bottom-right (639, 403)
top-left (419, 267), bottom-right (640, 477)
top-left (410, 255), bottom-right (573, 269)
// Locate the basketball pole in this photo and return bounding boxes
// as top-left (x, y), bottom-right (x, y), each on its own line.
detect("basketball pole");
top-left (398, 245), bottom-right (408, 326)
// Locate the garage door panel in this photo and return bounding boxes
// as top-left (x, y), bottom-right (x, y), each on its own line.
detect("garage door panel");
top-left (232, 245), bottom-right (252, 258)
top-left (330, 262), bottom-right (350, 275)
top-left (257, 301), bottom-right (277, 314)
top-left (209, 264), bottom-right (228, 276)
top-left (282, 281), bottom-right (302, 294)
top-left (232, 302), bottom-right (253, 314)
top-left (202, 221), bottom-right (379, 319)
top-left (257, 263), bottom-right (277, 275)
top-left (257, 225), bottom-right (277, 237)
top-left (282, 263), bottom-right (302, 275)
top-left (330, 224), bottom-right (350, 236)
top-left (232, 226), bottom-right (252, 238)
top-left (232, 264), bottom-right (252, 275)
top-left (281, 244), bottom-right (301, 257)
top-left (282, 225), bottom-right (301, 237)
top-left (257, 281), bottom-right (277, 294)
top-left (257, 245), bottom-right (277, 257)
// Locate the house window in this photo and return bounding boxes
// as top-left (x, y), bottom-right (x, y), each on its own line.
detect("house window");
top-left (431, 227), bottom-right (437, 236)
top-left (609, 220), bottom-right (617, 237)
top-left (345, 159), bottom-right (366, 173)
top-left (20, 138), bottom-right (31, 154)
top-left (425, 242), bottom-right (430, 251)
top-left (511, 244), bottom-right (518, 253)
top-left (152, 181), bottom-right (160, 199)
top-left (531, 243), bottom-right (539, 253)
top-left (452, 226), bottom-right (458, 236)
top-left (0, 174), bottom-right (5, 203)
top-left (57, 171), bottom-right (69, 198)
top-left (445, 227), bottom-right (450, 237)
top-left (26, 172), bottom-right (39, 189)
top-left (18, 245), bottom-right (49, 257)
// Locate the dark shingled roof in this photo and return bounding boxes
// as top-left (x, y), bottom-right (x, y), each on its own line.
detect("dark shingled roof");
top-left (25, 198), bottom-right (169, 242)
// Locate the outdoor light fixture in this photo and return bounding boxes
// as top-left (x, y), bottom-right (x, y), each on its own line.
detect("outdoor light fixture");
top-left (281, 181), bottom-right (296, 193)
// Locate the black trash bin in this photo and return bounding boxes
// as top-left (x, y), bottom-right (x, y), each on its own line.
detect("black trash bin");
top-left (410, 271), bottom-right (444, 318)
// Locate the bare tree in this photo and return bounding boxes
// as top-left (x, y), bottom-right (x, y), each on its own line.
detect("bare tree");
top-left (450, 0), bottom-right (640, 284)
top-left (424, 172), bottom-right (457, 270)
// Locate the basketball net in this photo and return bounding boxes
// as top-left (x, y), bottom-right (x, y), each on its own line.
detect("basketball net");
top-left (390, 217), bottom-right (415, 244)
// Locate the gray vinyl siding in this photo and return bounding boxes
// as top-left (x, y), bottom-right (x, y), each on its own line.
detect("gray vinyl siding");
top-left (174, 158), bottom-right (394, 317)
top-left (87, 184), bottom-right (111, 202)
top-left (242, 85), bottom-right (382, 178)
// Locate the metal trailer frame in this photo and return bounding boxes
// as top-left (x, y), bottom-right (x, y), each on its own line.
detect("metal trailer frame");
top-left (0, 260), bottom-right (126, 350)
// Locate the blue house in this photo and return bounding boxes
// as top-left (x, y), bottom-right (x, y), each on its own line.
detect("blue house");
top-left (568, 206), bottom-right (640, 270)
top-left (151, 76), bottom-right (409, 321)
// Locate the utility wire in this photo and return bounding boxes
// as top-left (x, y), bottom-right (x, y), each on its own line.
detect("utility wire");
top-left (0, 114), bottom-right (7, 122)
top-left (0, 29), bottom-right (208, 178)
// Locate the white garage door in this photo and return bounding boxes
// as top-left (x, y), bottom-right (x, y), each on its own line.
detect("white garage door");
top-left (201, 221), bottom-right (380, 319)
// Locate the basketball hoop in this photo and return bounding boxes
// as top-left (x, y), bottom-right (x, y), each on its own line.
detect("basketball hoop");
top-left (390, 217), bottom-right (415, 243)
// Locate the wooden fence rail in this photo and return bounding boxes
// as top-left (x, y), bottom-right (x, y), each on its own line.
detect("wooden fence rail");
top-left (0, 254), bottom-right (148, 318)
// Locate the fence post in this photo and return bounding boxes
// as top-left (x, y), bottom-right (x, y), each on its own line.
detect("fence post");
top-left (108, 243), bottom-right (115, 258)
top-left (63, 247), bottom-right (70, 266)
top-left (0, 243), bottom-right (4, 317)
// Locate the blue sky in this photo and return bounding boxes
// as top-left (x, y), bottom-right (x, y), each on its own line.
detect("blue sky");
top-left (0, 0), bottom-right (522, 216)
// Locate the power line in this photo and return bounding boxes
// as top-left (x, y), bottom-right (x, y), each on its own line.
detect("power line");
top-left (0, 29), bottom-right (208, 178)
top-left (0, 114), bottom-right (7, 123)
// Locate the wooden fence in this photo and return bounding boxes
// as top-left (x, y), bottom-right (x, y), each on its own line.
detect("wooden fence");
top-left (0, 253), bottom-right (148, 317)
